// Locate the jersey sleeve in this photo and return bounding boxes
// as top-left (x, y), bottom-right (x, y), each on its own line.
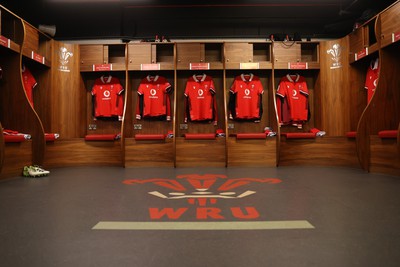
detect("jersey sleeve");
top-left (276, 80), bottom-right (286, 98)
top-left (210, 79), bottom-right (216, 94)
top-left (299, 78), bottom-right (309, 96)
top-left (91, 85), bottom-right (97, 96)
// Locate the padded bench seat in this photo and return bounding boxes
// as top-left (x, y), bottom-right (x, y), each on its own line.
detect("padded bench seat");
top-left (4, 135), bottom-right (26, 143)
top-left (346, 131), bottom-right (357, 138)
top-left (378, 130), bottom-right (398, 139)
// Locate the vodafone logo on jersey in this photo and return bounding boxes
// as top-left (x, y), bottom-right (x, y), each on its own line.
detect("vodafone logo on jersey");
top-left (243, 88), bottom-right (252, 99)
top-left (103, 90), bottom-right (111, 98)
top-left (123, 174), bottom-right (282, 220)
top-left (149, 88), bottom-right (158, 99)
top-left (197, 89), bottom-right (205, 99)
top-left (292, 89), bottom-right (299, 99)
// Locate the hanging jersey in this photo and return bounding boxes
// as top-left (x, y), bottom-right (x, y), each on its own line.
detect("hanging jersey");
top-left (184, 74), bottom-right (217, 123)
top-left (22, 67), bottom-right (37, 107)
top-left (229, 73), bottom-right (264, 121)
top-left (136, 75), bottom-right (172, 120)
top-left (91, 75), bottom-right (124, 118)
top-left (276, 74), bottom-right (309, 123)
top-left (365, 58), bottom-right (379, 104)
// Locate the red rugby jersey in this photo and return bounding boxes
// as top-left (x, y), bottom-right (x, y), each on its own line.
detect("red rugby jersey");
top-left (91, 75), bottom-right (124, 118)
top-left (276, 74), bottom-right (309, 123)
top-left (229, 73), bottom-right (264, 121)
top-left (184, 74), bottom-right (217, 123)
top-left (364, 58), bottom-right (379, 104)
top-left (22, 67), bottom-right (37, 107)
top-left (136, 75), bottom-right (172, 120)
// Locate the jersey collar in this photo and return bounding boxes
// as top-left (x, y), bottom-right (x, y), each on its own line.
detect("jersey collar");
top-left (286, 73), bottom-right (300, 82)
top-left (146, 75), bottom-right (159, 82)
top-left (370, 58), bottom-right (379, 70)
top-left (241, 73), bottom-right (254, 82)
top-left (100, 75), bottom-right (112, 83)
top-left (193, 74), bottom-right (206, 82)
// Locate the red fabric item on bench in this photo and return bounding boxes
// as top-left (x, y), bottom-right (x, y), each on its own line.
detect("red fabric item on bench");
top-left (135, 134), bottom-right (165, 140)
top-left (84, 134), bottom-right (117, 141)
top-left (378, 130), bottom-right (398, 139)
top-left (282, 132), bottom-right (316, 139)
top-left (236, 133), bottom-right (267, 139)
top-left (184, 133), bottom-right (216, 140)
top-left (45, 133), bottom-right (57, 141)
top-left (4, 135), bottom-right (26, 143)
top-left (346, 131), bottom-right (357, 138)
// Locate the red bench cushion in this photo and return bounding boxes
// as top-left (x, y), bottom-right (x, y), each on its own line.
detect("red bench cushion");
top-left (4, 135), bottom-right (26, 143)
top-left (378, 130), bottom-right (398, 139)
top-left (346, 131), bottom-right (357, 138)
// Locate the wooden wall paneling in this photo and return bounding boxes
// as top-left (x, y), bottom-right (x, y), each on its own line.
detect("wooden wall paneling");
top-left (1, 141), bottom-right (32, 179)
top-left (21, 22), bottom-right (38, 58)
top-left (175, 138), bottom-right (226, 167)
top-left (369, 135), bottom-right (400, 176)
top-left (279, 136), bottom-right (360, 167)
top-left (43, 42), bottom-right (85, 168)
top-left (125, 138), bottom-right (174, 167)
top-left (49, 42), bottom-right (85, 138)
top-left (44, 139), bottom-right (122, 168)
top-left (320, 37), bottom-right (351, 135)
top-left (380, 1), bottom-right (400, 49)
